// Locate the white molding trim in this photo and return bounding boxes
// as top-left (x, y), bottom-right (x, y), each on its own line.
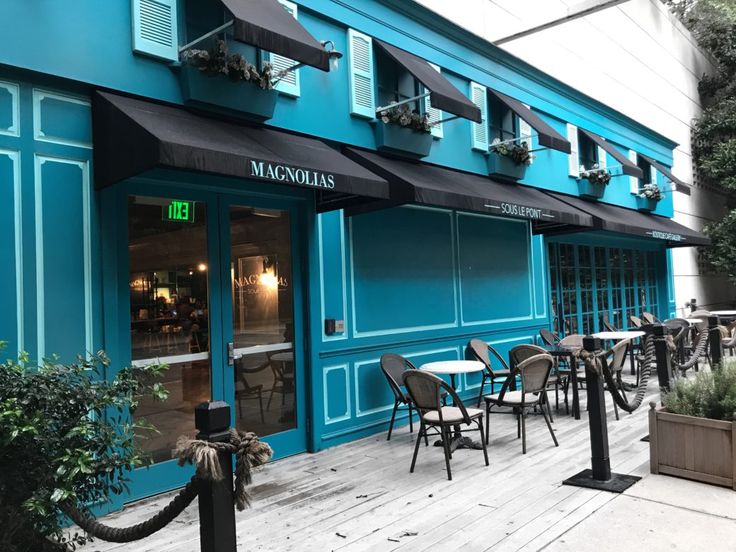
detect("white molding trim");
top-left (323, 363), bottom-right (351, 424)
top-left (318, 212), bottom-right (349, 342)
top-left (32, 89), bottom-right (92, 149)
top-left (0, 81), bottom-right (20, 137)
top-left (1, 149), bottom-right (23, 351)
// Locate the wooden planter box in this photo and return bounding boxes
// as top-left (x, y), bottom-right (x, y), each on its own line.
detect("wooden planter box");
top-left (636, 196), bottom-right (658, 212)
top-left (178, 64), bottom-right (278, 121)
top-left (649, 404), bottom-right (736, 489)
top-left (374, 123), bottom-right (433, 159)
top-left (577, 178), bottom-right (606, 200)
top-left (487, 152), bottom-right (527, 182)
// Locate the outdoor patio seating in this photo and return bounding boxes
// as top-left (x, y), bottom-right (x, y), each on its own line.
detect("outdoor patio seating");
top-left (664, 318), bottom-right (691, 364)
top-left (483, 353), bottom-right (558, 454)
top-left (467, 339), bottom-right (512, 407)
top-left (629, 315), bottom-right (643, 328)
top-left (234, 366), bottom-right (265, 423)
top-left (603, 338), bottom-right (633, 421)
top-left (402, 370), bottom-right (488, 480)
top-left (380, 353), bottom-right (418, 440)
top-left (539, 328), bottom-right (561, 346)
top-left (641, 312), bottom-right (659, 324)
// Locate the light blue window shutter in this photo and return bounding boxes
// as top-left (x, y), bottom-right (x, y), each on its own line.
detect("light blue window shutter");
top-left (650, 164), bottom-right (658, 187)
top-left (132, 0), bottom-right (179, 62)
top-left (424, 63), bottom-right (443, 138)
top-left (347, 29), bottom-right (375, 118)
top-left (567, 123), bottom-right (579, 177)
top-left (597, 145), bottom-right (607, 171)
top-left (519, 104), bottom-right (533, 164)
top-left (469, 82), bottom-right (488, 151)
top-left (262, 0), bottom-right (300, 97)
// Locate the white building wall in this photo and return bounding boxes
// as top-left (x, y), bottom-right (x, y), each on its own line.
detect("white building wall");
top-left (417, 0), bottom-right (734, 316)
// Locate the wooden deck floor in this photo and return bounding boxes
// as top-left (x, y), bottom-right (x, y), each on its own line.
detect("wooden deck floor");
top-left (80, 380), bottom-right (660, 552)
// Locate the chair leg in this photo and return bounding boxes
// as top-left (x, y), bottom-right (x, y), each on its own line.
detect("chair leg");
top-left (521, 409), bottom-right (527, 454)
top-left (387, 401), bottom-right (398, 441)
top-left (485, 401), bottom-right (491, 445)
top-left (258, 391), bottom-right (265, 423)
top-left (476, 375), bottom-right (486, 407)
top-left (546, 392), bottom-right (554, 423)
top-left (478, 419), bottom-right (489, 467)
top-left (408, 402), bottom-right (414, 434)
top-left (516, 409), bottom-right (521, 439)
top-left (540, 402), bottom-right (558, 447)
top-left (267, 386), bottom-right (275, 411)
top-left (441, 425), bottom-right (453, 481)
top-left (410, 422), bottom-right (423, 473)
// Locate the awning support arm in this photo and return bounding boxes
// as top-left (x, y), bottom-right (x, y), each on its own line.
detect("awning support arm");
top-left (179, 21), bottom-right (234, 53)
top-left (376, 92), bottom-right (431, 113)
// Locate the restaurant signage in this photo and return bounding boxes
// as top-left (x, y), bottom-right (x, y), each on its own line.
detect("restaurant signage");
top-left (647, 230), bottom-right (683, 242)
top-left (249, 160), bottom-right (336, 190)
top-left (484, 201), bottom-right (556, 221)
top-left (162, 200), bottom-right (195, 223)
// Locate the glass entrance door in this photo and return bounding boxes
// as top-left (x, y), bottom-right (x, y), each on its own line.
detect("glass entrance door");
top-left (220, 200), bottom-right (307, 458)
top-left (124, 192), bottom-right (306, 501)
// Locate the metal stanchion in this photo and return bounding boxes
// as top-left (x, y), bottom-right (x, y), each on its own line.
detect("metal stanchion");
top-left (647, 324), bottom-right (672, 394)
top-left (195, 401), bottom-right (237, 552)
top-left (709, 315), bottom-right (723, 369)
top-left (562, 336), bottom-right (641, 492)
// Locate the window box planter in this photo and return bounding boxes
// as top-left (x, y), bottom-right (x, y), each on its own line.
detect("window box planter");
top-left (577, 178), bottom-right (606, 200)
top-left (487, 152), bottom-right (527, 182)
top-left (178, 64), bottom-right (278, 121)
top-left (636, 196), bottom-right (658, 212)
top-left (649, 404), bottom-right (736, 490)
top-left (374, 123), bottom-right (432, 159)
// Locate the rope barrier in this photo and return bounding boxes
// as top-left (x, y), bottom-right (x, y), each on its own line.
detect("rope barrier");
top-left (669, 328), bottom-right (708, 373)
top-left (61, 429), bottom-right (272, 543)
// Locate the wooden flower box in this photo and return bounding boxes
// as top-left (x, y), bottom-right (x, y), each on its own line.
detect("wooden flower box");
top-left (487, 152), bottom-right (527, 182)
top-left (374, 123), bottom-right (433, 159)
top-left (649, 404), bottom-right (736, 490)
top-left (178, 64), bottom-right (278, 121)
top-left (577, 178), bottom-right (606, 200)
top-left (636, 196), bottom-right (658, 212)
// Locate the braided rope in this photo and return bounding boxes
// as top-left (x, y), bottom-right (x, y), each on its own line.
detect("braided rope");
top-left (671, 328), bottom-right (709, 372)
top-left (60, 429), bottom-right (272, 543)
top-left (579, 336), bottom-right (655, 414)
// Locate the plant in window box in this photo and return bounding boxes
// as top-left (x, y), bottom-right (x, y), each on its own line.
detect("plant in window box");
top-left (487, 139), bottom-right (532, 182)
top-left (178, 39), bottom-right (278, 120)
top-left (577, 164), bottom-right (611, 199)
top-left (636, 183), bottom-right (663, 212)
top-left (374, 103), bottom-right (433, 158)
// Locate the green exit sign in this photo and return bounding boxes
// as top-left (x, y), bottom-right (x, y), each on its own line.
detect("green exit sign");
top-left (163, 200), bottom-right (195, 223)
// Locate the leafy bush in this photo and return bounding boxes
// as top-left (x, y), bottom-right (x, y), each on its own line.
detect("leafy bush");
top-left (0, 348), bottom-right (168, 551)
top-left (182, 39), bottom-right (274, 90)
top-left (579, 164), bottom-right (612, 185)
top-left (662, 361), bottom-right (736, 421)
top-left (490, 139), bottom-right (532, 166)
top-left (378, 103), bottom-right (432, 133)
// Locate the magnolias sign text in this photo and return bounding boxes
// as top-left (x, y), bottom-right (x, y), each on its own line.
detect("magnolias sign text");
top-left (249, 160), bottom-right (336, 190)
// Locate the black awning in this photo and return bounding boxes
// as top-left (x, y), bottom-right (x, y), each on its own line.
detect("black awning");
top-left (638, 153), bottom-right (691, 196)
top-left (579, 128), bottom-right (643, 178)
top-left (344, 148), bottom-right (594, 232)
top-left (221, 0), bottom-right (329, 71)
top-left (92, 92), bottom-right (389, 209)
top-left (373, 39), bottom-right (482, 123)
top-left (545, 192), bottom-right (709, 247)
top-left (488, 89), bottom-right (571, 154)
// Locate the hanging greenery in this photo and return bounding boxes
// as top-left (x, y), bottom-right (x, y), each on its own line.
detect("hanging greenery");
top-left (639, 182), bottom-right (664, 201)
top-left (182, 39), bottom-right (274, 90)
top-left (579, 164), bottom-right (612, 185)
top-left (667, 1), bottom-right (736, 283)
top-left (378, 103), bottom-right (432, 133)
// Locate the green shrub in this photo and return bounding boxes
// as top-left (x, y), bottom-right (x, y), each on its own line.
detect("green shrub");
top-left (662, 361), bottom-right (736, 421)
top-left (0, 348), bottom-right (167, 551)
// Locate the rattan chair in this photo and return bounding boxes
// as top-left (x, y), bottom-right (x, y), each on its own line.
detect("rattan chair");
top-left (468, 339), bottom-right (512, 407)
top-left (601, 317), bottom-right (619, 333)
top-left (604, 339), bottom-right (633, 421)
top-left (234, 358), bottom-right (265, 424)
top-left (539, 328), bottom-right (560, 346)
top-left (641, 312), bottom-right (659, 325)
top-left (484, 353), bottom-right (558, 454)
top-left (402, 370), bottom-right (488, 480)
top-left (510, 344), bottom-right (559, 419)
top-left (664, 318), bottom-right (691, 364)
top-left (629, 315), bottom-right (643, 329)
top-left (380, 353), bottom-right (417, 440)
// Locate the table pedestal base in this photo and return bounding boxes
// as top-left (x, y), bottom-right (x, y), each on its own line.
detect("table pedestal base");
top-left (433, 436), bottom-right (484, 452)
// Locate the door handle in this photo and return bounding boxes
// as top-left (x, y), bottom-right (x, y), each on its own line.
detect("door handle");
top-left (227, 342), bottom-right (242, 366)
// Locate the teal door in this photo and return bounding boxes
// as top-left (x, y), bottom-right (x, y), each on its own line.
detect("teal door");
top-left (122, 189), bottom-right (307, 502)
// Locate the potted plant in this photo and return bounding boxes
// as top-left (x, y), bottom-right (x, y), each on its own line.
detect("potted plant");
top-left (374, 103), bottom-right (433, 158)
top-left (0, 349), bottom-right (169, 550)
top-left (487, 139), bottom-right (532, 182)
top-left (577, 164), bottom-right (611, 199)
top-left (178, 39), bottom-right (278, 121)
top-left (636, 183), bottom-right (664, 212)
top-left (649, 362), bottom-right (736, 489)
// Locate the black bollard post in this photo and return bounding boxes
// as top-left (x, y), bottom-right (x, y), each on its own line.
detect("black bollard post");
top-left (645, 324), bottom-right (672, 394)
top-left (195, 401), bottom-right (237, 552)
top-left (709, 316), bottom-right (723, 369)
top-left (562, 336), bottom-right (641, 493)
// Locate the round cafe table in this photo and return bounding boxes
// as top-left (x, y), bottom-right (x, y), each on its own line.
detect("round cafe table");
top-left (420, 360), bottom-right (485, 451)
